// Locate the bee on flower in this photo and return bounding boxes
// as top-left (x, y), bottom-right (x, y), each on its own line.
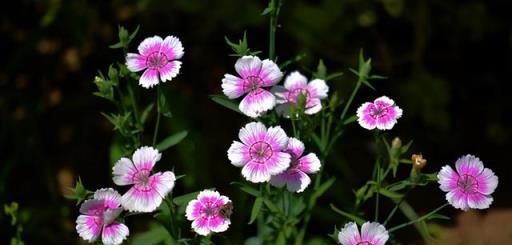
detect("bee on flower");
top-left (185, 190), bottom-right (232, 236)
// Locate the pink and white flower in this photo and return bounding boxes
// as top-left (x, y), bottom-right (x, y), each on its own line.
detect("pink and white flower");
top-left (356, 96), bottom-right (403, 130)
top-left (338, 222), bottom-right (389, 245)
top-left (112, 146), bottom-right (176, 212)
top-left (438, 154), bottom-right (498, 211)
top-left (270, 137), bottom-right (321, 192)
top-left (126, 35), bottom-right (184, 88)
top-left (273, 71), bottom-right (329, 117)
top-left (185, 190), bottom-right (232, 236)
top-left (227, 122), bottom-right (291, 183)
top-left (221, 56), bottom-right (283, 118)
top-left (76, 188), bottom-right (129, 245)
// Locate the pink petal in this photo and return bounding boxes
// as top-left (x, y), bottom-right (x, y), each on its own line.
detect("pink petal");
top-left (476, 168), bottom-right (498, 195)
top-left (297, 153), bottom-right (321, 174)
top-left (437, 165), bottom-right (459, 192)
top-left (264, 125), bottom-right (289, 151)
top-left (455, 155), bottom-right (484, 177)
top-left (283, 71), bottom-right (307, 90)
top-left (102, 222), bottom-right (129, 245)
top-left (258, 59), bottom-right (283, 86)
top-left (270, 169), bottom-right (311, 193)
top-left (239, 88), bottom-right (276, 118)
top-left (132, 146), bottom-right (161, 171)
top-left (285, 137), bottom-right (305, 159)
top-left (265, 152), bottom-right (291, 176)
top-left (160, 35), bottom-right (184, 60)
top-left (222, 74), bottom-right (248, 99)
top-left (446, 188), bottom-right (470, 211)
top-left (192, 216), bottom-right (211, 236)
top-left (307, 79), bottom-right (329, 99)
top-left (126, 53), bottom-right (147, 72)
top-left (241, 160), bottom-right (272, 183)
top-left (120, 171), bottom-right (175, 212)
top-left (76, 215), bottom-right (102, 243)
top-left (357, 102), bottom-right (377, 130)
top-left (138, 36), bottom-right (163, 56)
top-left (112, 158), bottom-right (137, 186)
top-left (159, 60), bottom-right (181, 82)
top-left (79, 199), bottom-right (107, 215)
top-left (185, 199), bottom-right (203, 220)
top-left (467, 192), bottom-right (493, 210)
top-left (304, 98), bottom-right (322, 115)
top-left (139, 68), bottom-right (160, 88)
top-left (238, 122), bottom-right (267, 146)
top-left (338, 222), bottom-right (361, 245)
top-left (235, 56), bottom-right (262, 79)
top-left (94, 188), bottom-right (122, 208)
top-left (375, 106), bottom-right (401, 130)
top-left (373, 96), bottom-right (394, 107)
top-left (360, 222), bottom-right (389, 245)
top-left (227, 141), bottom-right (251, 167)
top-left (208, 216), bottom-right (230, 233)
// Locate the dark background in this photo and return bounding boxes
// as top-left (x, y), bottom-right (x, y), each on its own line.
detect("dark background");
top-left (1, 0), bottom-right (511, 244)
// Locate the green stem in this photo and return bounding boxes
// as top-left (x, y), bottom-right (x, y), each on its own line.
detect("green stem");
top-left (164, 198), bottom-right (178, 242)
top-left (383, 187), bottom-right (414, 226)
top-left (268, 0), bottom-right (281, 60)
top-left (374, 159), bottom-right (381, 222)
top-left (127, 81), bottom-right (140, 125)
top-left (152, 85), bottom-right (162, 146)
top-left (388, 203), bottom-right (449, 233)
top-left (339, 77), bottom-right (363, 122)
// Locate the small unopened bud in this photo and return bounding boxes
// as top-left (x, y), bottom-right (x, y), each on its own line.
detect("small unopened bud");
top-left (391, 137), bottom-right (402, 149)
top-left (411, 153), bottom-right (427, 170)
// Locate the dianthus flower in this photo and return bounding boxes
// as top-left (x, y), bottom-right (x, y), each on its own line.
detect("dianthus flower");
top-left (227, 122), bottom-right (291, 183)
top-left (112, 146), bottom-right (176, 212)
top-left (356, 96), bottom-right (402, 130)
top-left (126, 35), bottom-right (184, 88)
top-left (338, 222), bottom-right (389, 245)
top-left (221, 56), bottom-right (283, 118)
top-left (76, 188), bottom-right (129, 245)
top-left (185, 190), bottom-right (232, 236)
top-left (270, 137), bottom-right (321, 192)
top-left (438, 154), bottom-right (498, 210)
top-left (273, 71), bottom-right (329, 117)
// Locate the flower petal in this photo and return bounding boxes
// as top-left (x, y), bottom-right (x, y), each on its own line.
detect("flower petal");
top-left (283, 71), bottom-right (308, 90)
top-left (446, 189), bottom-right (469, 211)
top-left (126, 53), bottom-right (147, 72)
top-left (159, 60), bottom-right (181, 82)
top-left (297, 153), bottom-right (321, 174)
top-left (120, 171), bottom-right (175, 212)
top-left (467, 192), bottom-right (493, 210)
top-left (132, 146), bottom-right (161, 171)
top-left (265, 152), bottom-right (291, 176)
top-left (208, 216), bottom-right (230, 233)
top-left (304, 98), bottom-right (322, 115)
top-left (160, 35), bottom-right (184, 60)
top-left (185, 199), bottom-right (203, 221)
top-left (375, 105), bottom-right (402, 130)
top-left (139, 68), bottom-right (160, 88)
top-left (285, 137), bottom-right (305, 159)
top-left (307, 79), bottom-right (329, 99)
top-left (227, 141), bottom-right (251, 167)
top-left (360, 222), bottom-right (389, 245)
top-left (437, 165), bottom-right (459, 192)
top-left (112, 158), bottom-right (137, 186)
top-left (259, 59), bottom-right (283, 86)
top-left (138, 35), bottom-right (163, 56)
top-left (239, 122), bottom-right (267, 146)
top-left (270, 169), bottom-right (311, 193)
top-left (235, 56), bottom-right (262, 79)
top-left (94, 188), bottom-right (122, 208)
top-left (476, 168), bottom-right (498, 195)
top-left (271, 86), bottom-right (288, 104)
top-left (222, 74), bottom-right (248, 99)
top-left (242, 160), bottom-right (272, 183)
top-left (79, 199), bottom-right (106, 215)
top-left (455, 154), bottom-right (484, 177)
top-left (239, 88), bottom-right (276, 118)
top-left (338, 222), bottom-right (361, 245)
top-left (275, 103), bottom-right (292, 118)
top-left (102, 222), bottom-right (129, 245)
top-left (374, 96), bottom-right (394, 107)
top-left (357, 102), bottom-right (377, 130)
top-left (265, 125), bottom-right (289, 151)
top-left (192, 216), bottom-right (211, 236)
top-left (76, 215), bottom-right (102, 243)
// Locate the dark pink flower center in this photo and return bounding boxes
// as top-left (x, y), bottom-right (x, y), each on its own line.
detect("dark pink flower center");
top-left (249, 141), bottom-right (273, 163)
top-left (132, 168), bottom-right (155, 192)
top-left (146, 51), bottom-right (168, 69)
top-left (242, 76), bottom-right (264, 93)
top-left (200, 201), bottom-right (221, 219)
top-left (356, 242), bottom-right (373, 245)
top-left (457, 174), bottom-right (479, 194)
top-left (369, 104), bottom-right (389, 119)
top-left (287, 88), bottom-right (310, 104)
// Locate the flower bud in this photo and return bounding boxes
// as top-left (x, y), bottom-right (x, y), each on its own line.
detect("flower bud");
top-left (391, 137), bottom-right (402, 149)
top-left (411, 153), bottom-right (427, 171)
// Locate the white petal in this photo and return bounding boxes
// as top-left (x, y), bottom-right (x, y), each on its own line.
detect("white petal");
top-left (307, 79), bottom-right (329, 99)
top-left (239, 89), bottom-right (276, 118)
top-left (284, 71), bottom-right (308, 90)
top-left (338, 222), bottom-right (360, 245)
top-left (227, 141), bottom-right (250, 167)
top-left (259, 59), bottom-right (283, 86)
top-left (235, 56), bottom-right (262, 78)
top-left (132, 146), bottom-right (161, 171)
top-left (112, 158), bottom-right (136, 186)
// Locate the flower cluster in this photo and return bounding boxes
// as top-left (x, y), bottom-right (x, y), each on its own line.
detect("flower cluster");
top-left (227, 122), bottom-right (320, 192)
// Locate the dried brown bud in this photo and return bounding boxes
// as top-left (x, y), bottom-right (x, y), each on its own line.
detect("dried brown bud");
top-left (411, 153), bottom-right (427, 170)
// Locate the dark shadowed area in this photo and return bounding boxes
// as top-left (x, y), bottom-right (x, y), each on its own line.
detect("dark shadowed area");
top-left (1, 0), bottom-right (511, 244)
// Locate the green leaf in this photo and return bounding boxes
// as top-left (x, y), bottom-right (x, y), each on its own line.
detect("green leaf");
top-left (378, 188), bottom-right (403, 200)
top-left (140, 103), bottom-right (154, 124)
top-left (361, 79), bottom-right (376, 91)
top-left (173, 191), bottom-right (200, 206)
top-left (314, 59), bottom-right (327, 79)
top-left (156, 130), bottom-right (188, 151)
top-left (262, 198), bottom-right (280, 213)
top-left (158, 90), bottom-right (173, 118)
top-left (64, 177), bottom-right (93, 205)
top-left (343, 115), bottom-right (358, 125)
top-left (427, 213), bottom-right (450, 221)
top-left (249, 197), bottom-right (263, 224)
top-left (210, 94), bottom-right (242, 114)
top-left (326, 72), bottom-right (344, 81)
top-left (224, 31), bottom-right (261, 57)
top-left (131, 222), bottom-right (173, 245)
top-left (309, 177), bottom-right (335, 207)
top-left (330, 204), bottom-right (365, 225)
top-left (231, 182), bottom-right (261, 197)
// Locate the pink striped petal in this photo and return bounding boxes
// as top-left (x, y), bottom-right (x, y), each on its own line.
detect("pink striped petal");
top-left (138, 36), bottom-right (163, 56)
top-left (297, 153), bottom-right (321, 174)
top-left (185, 199), bottom-right (203, 220)
top-left (132, 146), bottom-right (161, 171)
top-left (446, 188), bottom-right (470, 211)
top-left (338, 222), bottom-right (360, 245)
top-left (285, 137), bottom-right (305, 159)
top-left (102, 222), bottom-right (129, 245)
top-left (241, 160), bottom-right (272, 183)
top-left (455, 155), bottom-right (484, 177)
top-left (307, 79), bottom-right (329, 99)
top-left (258, 59), bottom-right (283, 86)
top-left (357, 102), bottom-right (377, 130)
top-left (467, 192), bottom-right (493, 210)
top-left (121, 171), bottom-right (175, 212)
top-left (159, 60), bottom-right (181, 82)
top-left (139, 68), bottom-right (160, 88)
top-left (76, 215), bottom-right (102, 243)
top-left (227, 141), bottom-right (251, 167)
top-left (192, 216), bottom-right (211, 236)
top-left (283, 71), bottom-right (308, 90)
top-left (222, 74), bottom-right (248, 99)
top-left (239, 88), bottom-right (276, 118)
top-left (360, 222), bottom-right (389, 245)
top-left (208, 216), bottom-right (230, 233)
top-left (93, 188), bottom-right (122, 209)
top-left (235, 56), bottom-right (262, 79)
top-left (79, 199), bottom-right (107, 215)
top-left (264, 126), bottom-right (289, 151)
top-left (270, 169), bottom-right (311, 193)
top-left (160, 35), bottom-right (184, 60)
top-left (126, 53), bottom-right (147, 72)
top-left (238, 122), bottom-right (267, 146)
top-left (304, 98), bottom-right (322, 115)
top-left (265, 152), bottom-right (291, 176)
top-left (476, 168), bottom-right (498, 195)
top-left (112, 158), bottom-right (137, 186)
top-left (437, 165), bottom-right (459, 192)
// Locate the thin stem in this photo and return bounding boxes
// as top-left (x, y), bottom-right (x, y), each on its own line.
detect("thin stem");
top-left (127, 81), bottom-right (140, 125)
top-left (374, 159), bottom-right (381, 222)
top-left (268, 0), bottom-right (281, 60)
top-left (383, 187), bottom-right (414, 226)
top-left (164, 198), bottom-right (178, 242)
top-left (339, 77), bottom-right (363, 122)
top-left (388, 203), bottom-right (449, 233)
top-left (152, 85), bottom-right (162, 146)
